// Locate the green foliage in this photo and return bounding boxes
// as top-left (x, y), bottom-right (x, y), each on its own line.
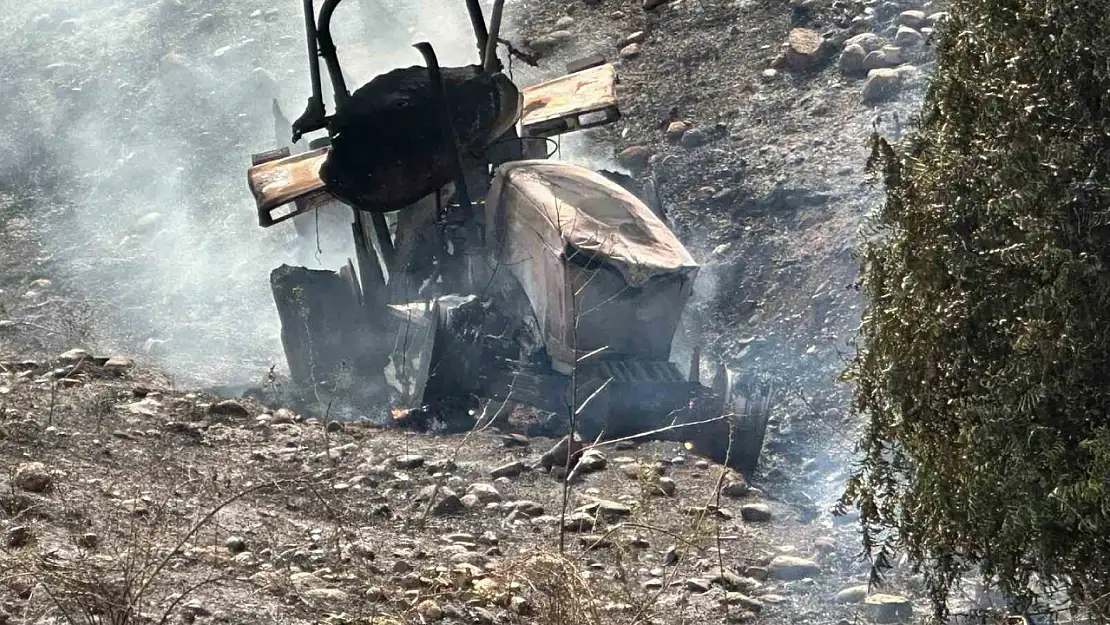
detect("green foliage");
top-left (841, 0), bottom-right (1110, 619)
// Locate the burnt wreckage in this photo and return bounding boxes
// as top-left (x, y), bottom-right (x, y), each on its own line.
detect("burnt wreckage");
top-left (246, 0), bottom-right (773, 476)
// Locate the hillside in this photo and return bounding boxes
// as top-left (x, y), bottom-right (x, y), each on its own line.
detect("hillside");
top-left (0, 0), bottom-right (947, 623)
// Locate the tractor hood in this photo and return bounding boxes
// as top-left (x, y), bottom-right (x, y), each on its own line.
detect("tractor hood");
top-left (485, 160), bottom-right (699, 372)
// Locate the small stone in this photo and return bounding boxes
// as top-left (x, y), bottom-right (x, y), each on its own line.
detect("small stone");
top-left (663, 545), bottom-right (678, 566)
top-left (685, 578), bottom-right (711, 593)
top-left (741, 503), bottom-right (772, 522)
top-left (431, 491), bottom-right (465, 516)
top-left (13, 462), bottom-right (52, 493)
top-left (621, 31), bottom-right (647, 47)
top-left (502, 433), bottom-right (530, 447)
top-left (510, 596), bottom-right (531, 615)
top-left (784, 27), bottom-right (824, 70)
top-left (76, 533), bottom-right (99, 549)
top-left (460, 493), bottom-right (483, 508)
top-left (680, 127), bottom-right (711, 148)
top-left (58, 348), bottom-right (91, 363)
top-left (564, 512), bottom-right (596, 532)
top-left (491, 460), bottom-right (525, 478)
top-left (652, 477), bottom-right (677, 496)
top-left (864, 594), bottom-right (913, 623)
top-left (721, 480), bottom-right (750, 497)
top-left (896, 10), bottom-right (926, 28)
top-left (302, 588), bottom-right (348, 601)
top-left (926, 11), bottom-right (949, 25)
top-left (466, 483), bottom-right (502, 504)
top-left (814, 536), bottom-right (837, 555)
top-left (326, 420), bottom-right (343, 433)
top-left (619, 43), bottom-right (641, 59)
top-left (724, 592), bottom-right (764, 612)
top-left (616, 145), bottom-right (652, 172)
top-left (862, 67), bottom-right (910, 103)
top-left (665, 121), bottom-right (690, 141)
top-left (555, 16), bottom-right (575, 29)
top-left (529, 30), bottom-right (573, 54)
top-left (392, 560), bottom-right (413, 574)
top-left (894, 26), bottom-right (924, 47)
top-left (208, 399), bottom-right (249, 417)
top-left (845, 32), bottom-right (885, 52)
top-left (224, 536), bottom-right (247, 554)
top-left (394, 454), bottom-right (425, 469)
top-left (417, 599), bottom-right (443, 620)
top-left (512, 500), bottom-right (545, 516)
top-left (575, 499), bottom-right (632, 520)
top-left (838, 43), bottom-right (867, 74)
top-left (768, 555), bottom-right (821, 580)
top-left (576, 449), bottom-right (607, 473)
top-left (103, 356), bottom-right (134, 372)
top-left (5, 526), bottom-right (30, 548)
top-left (643, 0), bottom-right (671, 9)
top-left (836, 584), bottom-right (870, 604)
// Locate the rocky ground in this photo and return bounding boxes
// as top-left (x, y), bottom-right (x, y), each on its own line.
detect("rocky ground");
top-left (1, 0), bottom-right (954, 622)
top-left (0, 351), bottom-right (932, 625)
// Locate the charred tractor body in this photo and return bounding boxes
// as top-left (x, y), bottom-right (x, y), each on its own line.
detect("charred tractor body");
top-left (245, 0), bottom-right (772, 477)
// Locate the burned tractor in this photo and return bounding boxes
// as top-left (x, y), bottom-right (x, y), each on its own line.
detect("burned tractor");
top-left (246, 0), bottom-right (772, 476)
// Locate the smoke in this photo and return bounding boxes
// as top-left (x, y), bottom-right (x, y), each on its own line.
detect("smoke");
top-left (1, 0), bottom-right (505, 386)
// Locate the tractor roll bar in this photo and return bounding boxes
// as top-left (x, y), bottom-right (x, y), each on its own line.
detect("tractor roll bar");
top-left (317, 0), bottom-right (351, 109)
top-left (464, 0), bottom-right (490, 64)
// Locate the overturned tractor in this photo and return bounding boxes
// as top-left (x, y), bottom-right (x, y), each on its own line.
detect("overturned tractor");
top-left (246, 0), bottom-right (772, 476)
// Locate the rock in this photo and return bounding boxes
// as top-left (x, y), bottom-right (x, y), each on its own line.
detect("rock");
top-left (394, 454), bottom-right (425, 469)
top-left (417, 599), bottom-right (444, 620)
top-left (663, 545), bottom-right (678, 566)
top-left (760, 68), bottom-right (779, 82)
top-left (838, 43), bottom-right (867, 74)
top-left (511, 500), bottom-right (545, 516)
top-left (644, 0), bottom-right (671, 9)
top-left (862, 46), bottom-right (904, 70)
top-left (680, 127), bottom-right (711, 148)
top-left (622, 31), bottom-right (647, 47)
top-left (290, 571), bottom-right (326, 592)
top-left (836, 584), bottom-right (870, 604)
top-left (575, 499), bottom-right (632, 520)
top-left (58, 348), bottom-right (91, 363)
top-left (564, 512), bottom-right (596, 532)
top-left (103, 356), bottom-right (134, 372)
top-left (509, 596), bottom-right (531, 615)
top-left (616, 145), bottom-right (652, 172)
top-left (555, 16), bottom-right (575, 29)
top-left (501, 433), bottom-right (530, 447)
top-left (724, 593), bottom-right (764, 612)
top-left (76, 533), bottom-right (99, 549)
top-left (5, 526), bottom-right (30, 548)
top-left (431, 491), bottom-right (465, 516)
top-left (491, 460), bottom-right (525, 478)
top-left (896, 10), bottom-right (926, 28)
top-left (302, 588), bottom-right (349, 602)
top-left (529, 30), bottom-right (573, 54)
top-left (576, 449), bottom-right (607, 473)
top-left (712, 570), bottom-right (762, 593)
top-left (225, 536), bottom-right (247, 554)
top-left (894, 26), bottom-right (924, 47)
top-left (685, 578), bottom-right (712, 593)
top-left (768, 555), bottom-right (821, 580)
top-left (814, 536), bottom-right (837, 555)
top-left (460, 493), bottom-right (483, 508)
top-left (864, 594), bottom-right (913, 623)
top-left (208, 399), bottom-right (249, 417)
top-left (845, 32), bottom-right (885, 52)
top-left (784, 28), bottom-right (824, 70)
top-left (740, 503), bottom-right (772, 522)
top-left (13, 462), bottom-right (52, 493)
top-left (665, 121), bottom-right (690, 141)
top-left (862, 67), bottom-right (908, 103)
top-left (466, 483), bottom-right (502, 504)
top-left (721, 479), bottom-right (750, 497)
top-left (652, 477), bottom-right (677, 496)
top-left (926, 11), bottom-right (948, 25)
top-left (326, 420), bottom-right (343, 434)
top-left (620, 43), bottom-right (641, 59)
